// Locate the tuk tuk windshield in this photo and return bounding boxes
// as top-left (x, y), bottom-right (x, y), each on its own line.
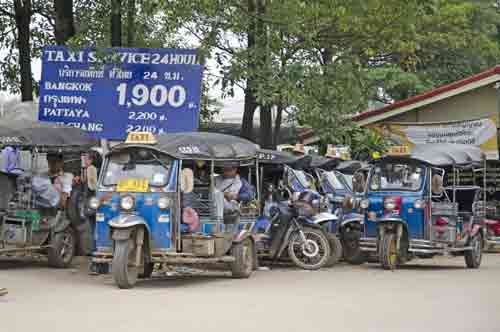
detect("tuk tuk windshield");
top-left (102, 149), bottom-right (171, 187)
top-left (324, 171), bottom-right (353, 191)
top-left (369, 162), bottom-right (424, 191)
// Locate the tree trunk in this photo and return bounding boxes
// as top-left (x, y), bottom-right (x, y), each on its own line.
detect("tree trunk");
top-left (54, 0), bottom-right (75, 45)
top-left (13, 0), bottom-right (33, 101)
top-left (273, 105), bottom-right (283, 147)
top-left (126, 0), bottom-right (135, 46)
top-left (241, 88), bottom-right (257, 141)
top-left (259, 105), bottom-right (273, 149)
top-left (240, 0), bottom-right (257, 141)
top-left (111, 0), bottom-right (122, 47)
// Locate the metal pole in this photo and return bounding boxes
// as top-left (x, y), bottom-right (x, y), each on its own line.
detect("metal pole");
top-left (210, 160), bottom-right (218, 233)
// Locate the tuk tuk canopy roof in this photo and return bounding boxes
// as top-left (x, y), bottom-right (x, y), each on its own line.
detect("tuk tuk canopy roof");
top-left (309, 155), bottom-right (338, 170)
top-left (0, 120), bottom-right (95, 151)
top-left (115, 132), bottom-right (258, 161)
top-left (377, 144), bottom-right (485, 166)
top-left (336, 160), bottom-right (368, 174)
top-left (257, 149), bottom-right (312, 169)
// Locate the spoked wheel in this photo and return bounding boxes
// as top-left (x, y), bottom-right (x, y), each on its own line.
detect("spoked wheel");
top-left (465, 234), bottom-right (483, 269)
top-left (48, 227), bottom-right (76, 268)
top-left (112, 238), bottom-right (139, 289)
top-left (231, 238), bottom-right (254, 278)
top-left (341, 229), bottom-right (366, 265)
top-left (379, 233), bottom-right (399, 270)
top-left (288, 227), bottom-right (330, 270)
top-left (324, 234), bottom-right (343, 267)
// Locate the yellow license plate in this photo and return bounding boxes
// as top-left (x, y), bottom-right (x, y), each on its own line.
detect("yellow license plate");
top-left (116, 179), bottom-right (149, 192)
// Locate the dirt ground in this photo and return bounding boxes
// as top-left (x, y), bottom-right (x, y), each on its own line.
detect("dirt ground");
top-left (1, 253), bottom-right (500, 332)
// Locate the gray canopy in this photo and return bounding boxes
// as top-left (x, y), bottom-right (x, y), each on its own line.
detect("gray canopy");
top-left (0, 120), bottom-right (95, 151)
top-left (114, 132), bottom-right (258, 161)
top-left (377, 144), bottom-right (485, 166)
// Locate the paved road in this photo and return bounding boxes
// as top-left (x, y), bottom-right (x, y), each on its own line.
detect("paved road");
top-left (1, 254), bottom-right (500, 332)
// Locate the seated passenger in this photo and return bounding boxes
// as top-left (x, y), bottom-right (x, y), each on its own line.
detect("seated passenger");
top-left (215, 165), bottom-right (243, 211)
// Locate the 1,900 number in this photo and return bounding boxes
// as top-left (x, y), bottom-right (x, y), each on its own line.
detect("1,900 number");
top-left (116, 83), bottom-right (186, 108)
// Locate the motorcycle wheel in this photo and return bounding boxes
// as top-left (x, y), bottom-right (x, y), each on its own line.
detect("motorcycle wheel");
top-left (288, 227), bottom-right (330, 270)
top-left (231, 238), bottom-right (254, 278)
top-left (379, 233), bottom-right (399, 270)
top-left (341, 229), bottom-right (366, 265)
top-left (465, 234), bottom-right (482, 269)
top-left (324, 234), bottom-right (342, 267)
top-left (112, 239), bottom-right (138, 289)
top-left (48, 227), bottom-right (75, 268)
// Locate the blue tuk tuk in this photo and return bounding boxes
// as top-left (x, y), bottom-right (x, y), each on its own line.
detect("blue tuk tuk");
top-left (89, 132), bottom-right (258, 288)
top-left (359, 144), bottom-right (486, 269)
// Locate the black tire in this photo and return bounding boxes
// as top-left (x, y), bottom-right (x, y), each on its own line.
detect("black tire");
top-left (379, 233), bottom-right (399, 270)
top-left (96, 263), bottom-right (109, 274)
top-left (465, 233), bottom-right (483, 269)
top-left (67, 185), bottom-right (86, 226)
top-left (341, 229), bottom-right (366, 265)
top-left (140, 263), bottom-right (154, 279)
top-left (112, 239), bottom-right (138, 289)
top-left (48, 228), bottom-right (76, 268)
top-left (325, 234), bottom-right (343, 267)
top-left (288, 227), bottom-right (331, 270)
top-left (231, 238), bottom-right (254, 278)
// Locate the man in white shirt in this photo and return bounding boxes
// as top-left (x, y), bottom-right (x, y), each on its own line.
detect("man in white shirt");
top-left (215, 165), bottom-right (242, 213)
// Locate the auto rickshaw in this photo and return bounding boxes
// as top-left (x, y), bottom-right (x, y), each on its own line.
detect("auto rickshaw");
top-left (255, 149), bottom-right (337, 269)
top-left (89, 132), bottom-right (259, 288)
top-left (0, 121), bottom-right (95, 267)
top-left (312, 158), bottom-right (369, 264)
top-left (359, 144), bottom-right (486, 270)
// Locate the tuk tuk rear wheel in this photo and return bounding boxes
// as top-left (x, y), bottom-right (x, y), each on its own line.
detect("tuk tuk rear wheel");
top-left (380, 233), bottom-right (399, 270)
top-left (48, 227), bottom-right (75, 268)
top-left (112, 239), bottom-right (139, 289)
top-left (465, 234), bottom-right (482, 269)
top-left (231, 238), bottom-right (254, 278)
top-left (325, 234), bottom-right (342, 267)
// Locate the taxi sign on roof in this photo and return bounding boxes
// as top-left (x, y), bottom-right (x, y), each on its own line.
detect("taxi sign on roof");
top-left (386, 145), bottom-right (410, 156)
top-left (125, 132), bottom-right (157, 145)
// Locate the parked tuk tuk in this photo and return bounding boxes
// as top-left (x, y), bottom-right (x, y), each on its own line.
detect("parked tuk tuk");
top-left (313, 158), bottom-right (369, 264)
top-left (90, 132), bottom-right (259, 288)
top-left (359, 144), bottom-right (486, 269)
top-left (256, 149), bottom-right (336, 269)
top-left (0, 121), bottom-right (95, 267)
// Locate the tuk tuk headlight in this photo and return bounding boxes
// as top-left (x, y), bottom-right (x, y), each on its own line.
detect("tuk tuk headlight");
top-left (384, 199), bottom-right (396, 211)
top-left (120, 196), bottom-right (135, 211)
top-left (157, 197), bottom-right (171, 209)
top-left (89, 197), bottom-right (100, 210)
top-left (414, 199), bottom-right (425, 209)
top-left (360, 199), bottom-right (370, 209)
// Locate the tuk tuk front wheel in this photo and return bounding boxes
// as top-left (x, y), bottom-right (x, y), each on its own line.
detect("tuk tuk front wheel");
top-left (48, 227), bottom-right (75, 268)
top-left (288, 227), bottom-right (331, 270)
top-left (231, 238), bottom-right (254, 278)
top-left (465, 234), bottom-right (482, 269)
top-left (112, 239), bottom-right (139, 289)
top-left (324, 234), bottom-right (342, 267)
top-left (379, 233), bottom-right (400, 270)
top-left (341, 229), bottom-right (366, 265)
